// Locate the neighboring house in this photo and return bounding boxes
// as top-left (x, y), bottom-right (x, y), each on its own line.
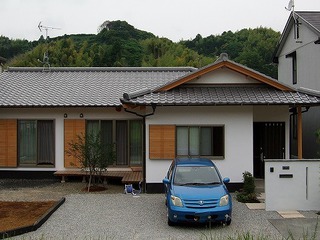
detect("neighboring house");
top-left (273, 11), bottom-right (320, 158)
top-left (1, 54), bottom-right (319, 192)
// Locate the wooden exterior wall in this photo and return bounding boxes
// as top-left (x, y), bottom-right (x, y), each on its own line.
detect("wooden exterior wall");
top-left (64, 119), bottom-right (85, 168)
top-left (0, 119), bottom-right (17, 167)
top-left (149, 125), bottom-right (175, 160)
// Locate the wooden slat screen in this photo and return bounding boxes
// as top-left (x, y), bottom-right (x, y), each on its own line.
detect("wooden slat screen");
top-left (64, 119), bottom-right (85, 168)
top-left (0, 119), bottom-right (17, 167)
top-left (149, 125), bottom-right (175, 160)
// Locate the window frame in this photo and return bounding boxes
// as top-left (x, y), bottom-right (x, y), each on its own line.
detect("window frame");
top-left (86, 119), bottom-right (143, 166)
top-left (286, 51), bottom-right (297, 85)
top-left (18, 119), bottom-right (55, 167)
top-left (176, 125), bottom-right (225, 159)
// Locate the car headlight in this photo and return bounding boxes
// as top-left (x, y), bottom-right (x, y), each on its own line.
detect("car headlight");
top-left (219, 194), bottom-right (229, 206)
top-left (170, 195), bottom-right (183, 207)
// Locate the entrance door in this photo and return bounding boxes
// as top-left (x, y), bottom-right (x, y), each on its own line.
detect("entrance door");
top-left (253, 122), bottom-right (285, 178)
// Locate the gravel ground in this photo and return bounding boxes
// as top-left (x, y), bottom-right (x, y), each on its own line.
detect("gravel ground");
top-left (11, 194), bottom-right (283, 240)
top-left (0, 179), bottom-right (123, 201)
top-left (0, 179), bottom-right (316, 240)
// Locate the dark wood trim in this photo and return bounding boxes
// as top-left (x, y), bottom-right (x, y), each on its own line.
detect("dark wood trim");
top-left (297, 106), bottom-right (303, 159)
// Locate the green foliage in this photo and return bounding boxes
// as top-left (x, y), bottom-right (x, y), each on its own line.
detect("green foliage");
top-left (141, 38), bottom-right (214, 67)
top-left (2, 21), bottom-right (280, 74)
top-left (182, 27), bottom-right (280, 78)
top-left (66, 132), bottom-right (116, 191)
top-left (0, 36), bottom-right (34, 60)
top-left (236, 171), bottom-right (259, 203)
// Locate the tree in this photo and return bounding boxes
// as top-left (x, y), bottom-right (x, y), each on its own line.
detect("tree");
top-left (66, 132), bottom-right (116, 192)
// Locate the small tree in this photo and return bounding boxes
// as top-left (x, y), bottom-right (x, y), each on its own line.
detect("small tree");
top-left (66, 132), bottom-right (116, 192)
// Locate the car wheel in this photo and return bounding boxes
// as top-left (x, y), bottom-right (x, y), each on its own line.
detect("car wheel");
top-left (225, 218), bottom-right (231, 226)
top-left (168, 217), bottom-right (175, 226)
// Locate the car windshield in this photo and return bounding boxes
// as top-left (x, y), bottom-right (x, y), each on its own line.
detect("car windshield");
top-left (173, 166), bottom-right (221, 185)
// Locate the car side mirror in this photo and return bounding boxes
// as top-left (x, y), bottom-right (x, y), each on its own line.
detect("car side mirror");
top-left (223, 177), bottom-right (230, 184)
top-left (163, 178), bottom-right (170, 184)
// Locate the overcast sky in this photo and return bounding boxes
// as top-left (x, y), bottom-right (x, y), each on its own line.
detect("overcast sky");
top-left (1, 0), bottom-right (320, 42)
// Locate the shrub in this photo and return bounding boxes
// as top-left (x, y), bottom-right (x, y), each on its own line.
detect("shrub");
top-left (236, 171), bottom-right (259, 203)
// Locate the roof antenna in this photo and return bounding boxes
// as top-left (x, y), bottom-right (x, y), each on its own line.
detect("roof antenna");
top-left (285, 0), bottom-right (294, 12)
top-left (285, 0), bottom-right (300, 40)
top-left (37, 21), bottom-right (61, 70)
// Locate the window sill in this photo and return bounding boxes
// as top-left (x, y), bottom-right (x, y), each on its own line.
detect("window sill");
top-left (18, 163), bottom-right (55, 168)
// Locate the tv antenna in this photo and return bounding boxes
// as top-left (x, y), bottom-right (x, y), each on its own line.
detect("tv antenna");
top-left (37, 21), bottom-right (61, 70)
top-left (38, 22), bottom-right (61, 40)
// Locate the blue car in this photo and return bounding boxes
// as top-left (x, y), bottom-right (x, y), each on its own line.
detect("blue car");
top-left (163, 158), bottom-right (232, 226)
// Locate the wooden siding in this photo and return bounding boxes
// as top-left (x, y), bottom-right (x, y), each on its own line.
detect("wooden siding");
top-left (0, 119), bottom-right (17, 167)
top-left (149, 125), bottom-right (175, 160)
top-left (64, 119), bottom-right (85, 168)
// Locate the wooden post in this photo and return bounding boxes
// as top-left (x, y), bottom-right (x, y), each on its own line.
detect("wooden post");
top-left (297, 106), bottom-right (303, 159)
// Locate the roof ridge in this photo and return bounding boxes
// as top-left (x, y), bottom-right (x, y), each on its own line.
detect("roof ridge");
top-left (6, 66), bottom-right (197, 73)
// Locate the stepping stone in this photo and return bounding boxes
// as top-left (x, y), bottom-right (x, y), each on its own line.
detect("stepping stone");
top-left (245, 203), bottom-right (265, 210)
top-left (277, 211), bottom-right (305, 218)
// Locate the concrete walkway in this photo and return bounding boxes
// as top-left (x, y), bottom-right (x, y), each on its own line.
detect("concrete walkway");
top-left (253, 178), bottom-right (320, 239)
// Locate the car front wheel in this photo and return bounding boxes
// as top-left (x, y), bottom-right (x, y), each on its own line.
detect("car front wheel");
top-left (168, 217), bottom-right (175, 226)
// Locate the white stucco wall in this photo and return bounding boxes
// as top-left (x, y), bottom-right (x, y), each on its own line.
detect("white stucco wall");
top-left (145, 105), bottom-right (291, 185)
top-left (0, 107), bottom-right (140, 171)
top-left (1, 105), bottom-right (292, 183)
top-left (265, 159), bottom-right (320, 211)
top-left (277, 21), bottom-right (320, 90)
top-left (188, 68), bottom-right (259, 85)
top-left (145, 106), bottom-right (254, 184)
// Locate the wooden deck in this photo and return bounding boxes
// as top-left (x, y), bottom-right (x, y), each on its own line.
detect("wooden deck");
top-left (54, 169), bottom-right (142, 184)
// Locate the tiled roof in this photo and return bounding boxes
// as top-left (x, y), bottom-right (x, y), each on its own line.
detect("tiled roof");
top-left (0, 67), bottom-right (195, 107)
top-left (297, 11), bottom-right (320, 33)
top-left (121, 86), bottom-right (320, 106)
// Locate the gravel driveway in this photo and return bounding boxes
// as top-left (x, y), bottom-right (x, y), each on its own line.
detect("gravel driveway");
top-left (1, 179), bottom-right (318, 240)
top-left (10, 193), bottom-right (283, 240)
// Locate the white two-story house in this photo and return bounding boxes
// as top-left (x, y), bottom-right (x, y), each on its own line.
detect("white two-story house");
top-left (273, 11), bottom-right (320, 158)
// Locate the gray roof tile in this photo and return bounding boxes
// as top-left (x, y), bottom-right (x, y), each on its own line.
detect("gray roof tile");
top-left (123, 87), bottom-right (320, 106)
top-left (297, 11), bottom-right (320, 33)
top-left (0, 67), bottom-right (194, 107)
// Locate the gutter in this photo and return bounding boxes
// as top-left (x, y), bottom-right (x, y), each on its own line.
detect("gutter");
top-left (123, 105), bottom-right (157, 194)
top-left (122, 90), bottom-right (157, 193)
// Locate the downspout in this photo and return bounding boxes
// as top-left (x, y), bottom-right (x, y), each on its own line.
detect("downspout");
top-left (124, 104), bottom-right (157, 193)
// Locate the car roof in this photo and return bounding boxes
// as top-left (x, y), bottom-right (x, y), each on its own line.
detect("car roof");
top-left (174, 158), bottom-right (215, 167)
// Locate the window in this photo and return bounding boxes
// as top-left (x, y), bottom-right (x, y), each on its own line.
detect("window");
top-left (86, 120), bottom-right (113, 147)
top-left (129, 120), bottom-right (143, 165)
top-left (294, 19), bottom-right (300, 39)
top-left (176, 126), bottom-right (224, 158)
top-left (18, 120), bottom-right (55, 166)
top-left (286, 51), bottom-right (297, 85)
top-left (86, 120), bottom-right (143, 166)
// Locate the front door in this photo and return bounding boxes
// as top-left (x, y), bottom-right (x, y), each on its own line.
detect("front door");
top-left (253, 122), bottom-right (285, 178)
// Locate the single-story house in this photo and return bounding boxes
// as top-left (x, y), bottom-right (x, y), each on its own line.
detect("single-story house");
top-left (1, 53), bottom-right (319, 192)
